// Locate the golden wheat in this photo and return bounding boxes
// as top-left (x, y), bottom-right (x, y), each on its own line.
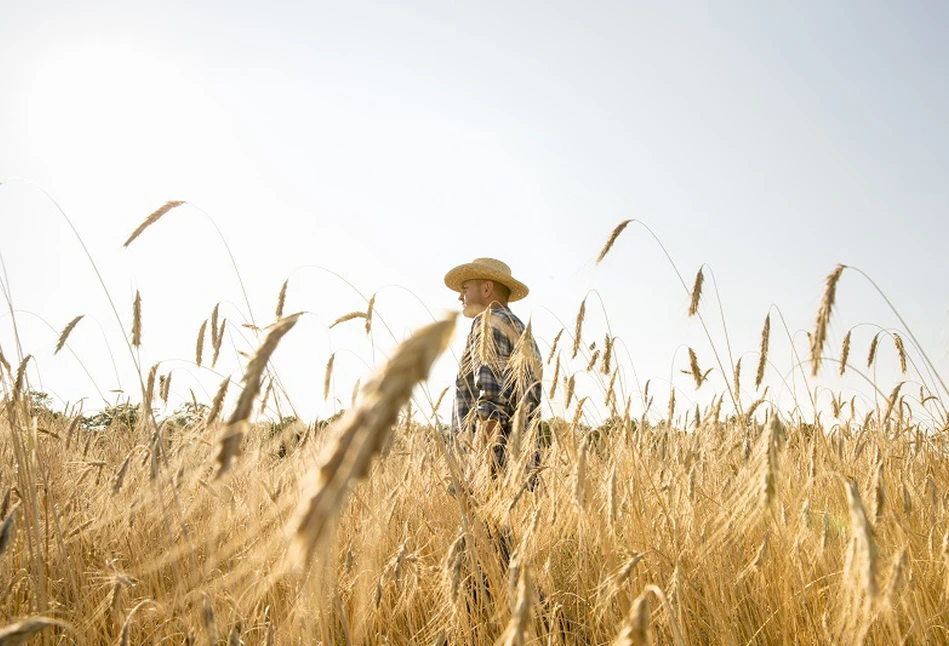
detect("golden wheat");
top-left (596, 219), bottom-right (632, 265)
top-left (755, 314), bottom-right (770, 389)
top-left (688, 267), bottom-right (704, 317)
top-left (54, 315), bottom-right (84, 355)
top-left (216, 313), bottom-right (301, 477)
top-left (810, 264), bottom-right (845, 376)
top-left (122, 201), bottom-right (186, 247)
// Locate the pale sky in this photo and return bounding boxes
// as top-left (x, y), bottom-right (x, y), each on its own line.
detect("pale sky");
top-left (2, 1), bottom-right (948, 425)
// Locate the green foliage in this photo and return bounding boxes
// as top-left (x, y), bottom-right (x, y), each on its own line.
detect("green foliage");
top-left (317, 410), bottom-right (346, 431)
top-left (267, 415), bottom-right (299, 438)
top-left (81, 401), bottom-right (141, 431)
top-left (167, 401), bottom-right (209, 430)
top-left (29, 390), bottom-right (53, 412)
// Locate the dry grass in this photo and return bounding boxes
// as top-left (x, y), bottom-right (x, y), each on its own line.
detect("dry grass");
top-left (3, 218), bottom-right (948, 644)
top-left (3, 366), bottom-right (948, 643)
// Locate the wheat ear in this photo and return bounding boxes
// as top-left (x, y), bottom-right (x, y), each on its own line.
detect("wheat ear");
top-left (212, 319), bottom-right (226, 368)
top-left (755, 314), bottom-right (770, 388)
top-left (210, 303), bottom-right (220, 348)
top-left (290, 314), bottom-right (455, 567)
top-left (892, 333), bottom-right (907, 374)
top-left (131, 290), bottom-right (142, 348)
top-left (216, 313), bottom-right (301, 477)
top-left (839, 330), bottom-right (852, 376)
top-left (602, 333), bottom-right (613, 375)
top-left (275, 279), bottom-right (288, 319)
top-left (324, 353), bottom-right (336, 400)
top-left (688, 267), bottom-right (704, 317)
top-left (688, 348), bottom-right (703, 388)
top-left (123, 200), bottom-right (185, 247)
top-left (365, 293), bottom-right (376, 335)
top-left (547, 329), bottom-right (563, 365)
top-left (810, 264), bottom-right (845, 376)
top-left (54, 315), bottom-right (85, 354)
top-left (329, 312), bottom-right (367, 329)
top-left (571, 299), bottom-right (586, 359)
top-left (843, 477), bottom-right (879, 599)
top-left (195, 320), bottom-right (207, 367)
top-left (596, 219), bottom-right (632, 264)
top-left (612, 591), bottom-right (650, 646)
top-left (206, 377), bottom-right (230, 425)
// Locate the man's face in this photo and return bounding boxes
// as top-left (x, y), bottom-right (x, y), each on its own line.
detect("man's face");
top-left (459, 280), bottom-right (490, 318)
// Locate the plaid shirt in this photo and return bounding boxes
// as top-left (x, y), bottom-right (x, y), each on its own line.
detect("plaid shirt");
top-left (452, 305), bottom-right (543, 440)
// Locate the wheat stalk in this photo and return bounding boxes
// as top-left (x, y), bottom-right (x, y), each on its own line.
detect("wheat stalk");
top-left (212, 319), bottom-right (226, 368)
top-left (0, 345), bottom-right (11, 381)
top-left (211, 303), bottom-right (220, 349)
top-left (549, 356), bottom-right (561, 399)
top-left (547, 329), bottom-right (563, 365)
top-left (329, 311), bottom-right (367, 329)
top-left (193, 319), bottom-right (207, 367)
top-left (843, 477), bottom-right (879, 599)
top-left (365, 293), bottom-right (376, 335)
top-left (612, 590), bottom-right (650, 646)
top-left (499, 565), bottom-right (533, 646)
top-left (159, 372), bottom-right (172, 404)
top-left (54, 315), bottom-right (85, 355)
top-left (602, 334), bottom-right (614, 375)
top-left (112, 451), bottom-right (133, 495)
top-left (688, 348), bottom-right (703, 388)
top-left (564, 374), bottom-right (576, 409)
top-left (574, 436), bottom-right (588, 509)
top-left (275, 279), bottom-right (289, 319)
top-left (216, 313), bottom-right (301, 477)
top-left (871, 461), bottom-right (885, 522)
top-left (207, 377), bottom-right (230, 425)
top-left (586, 350), bottom-right (601, 372)
top-left (14, 355), bottom-right (33, 401)
top-left (893, 333), bottom-right (907, 374)
top-left (131, 290), bottom-right (142, 348)
top-left (0, 617), bottom-right (69, 644)
top-left (755, 314), bottom-right (770, 389)
top-left (596, 219), bottom-right (632, 264)
top-left (571, 299), bottom-right (586, 359)
top-left (123, 201), bottom-right (185, 247)
top-left (839, 330), bottom-right (852, 376)
top-left (688, 267), bottom-right (704, 317)
top-left (732, 357), bottom-right (742, 399)
top-left (290, 314), bottom-right (455, 567)
top-left (810, 264), bottom-right (845, 376)
top-left (866, 333), bottom-right (880, 369)
top-left (324, 353), bottom-right (336, 400)
top-left (881, 382), bottom-right (904, 429)
top-left (760, 416), bottom-right (783, 511)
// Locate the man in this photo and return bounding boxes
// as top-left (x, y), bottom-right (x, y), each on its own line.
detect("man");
top-left (444, 257), bottom-right (543, 476)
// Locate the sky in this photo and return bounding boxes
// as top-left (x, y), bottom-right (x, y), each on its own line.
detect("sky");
top-left (2, 1), bottom-right (948, 426)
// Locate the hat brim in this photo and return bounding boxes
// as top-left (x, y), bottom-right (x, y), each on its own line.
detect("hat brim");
top-left (444, 263), bottom-right (529, 302)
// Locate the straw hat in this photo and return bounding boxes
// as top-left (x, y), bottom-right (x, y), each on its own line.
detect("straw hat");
top-left (444, 257), bottom-right (529, 302)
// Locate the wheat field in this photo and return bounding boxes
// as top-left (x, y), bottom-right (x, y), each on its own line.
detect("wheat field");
top-left (2, 213), bottom-right (949, 645)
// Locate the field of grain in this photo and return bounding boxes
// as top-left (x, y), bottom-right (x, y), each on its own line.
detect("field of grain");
top-left (2, 213), bottom-right (948, 645)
